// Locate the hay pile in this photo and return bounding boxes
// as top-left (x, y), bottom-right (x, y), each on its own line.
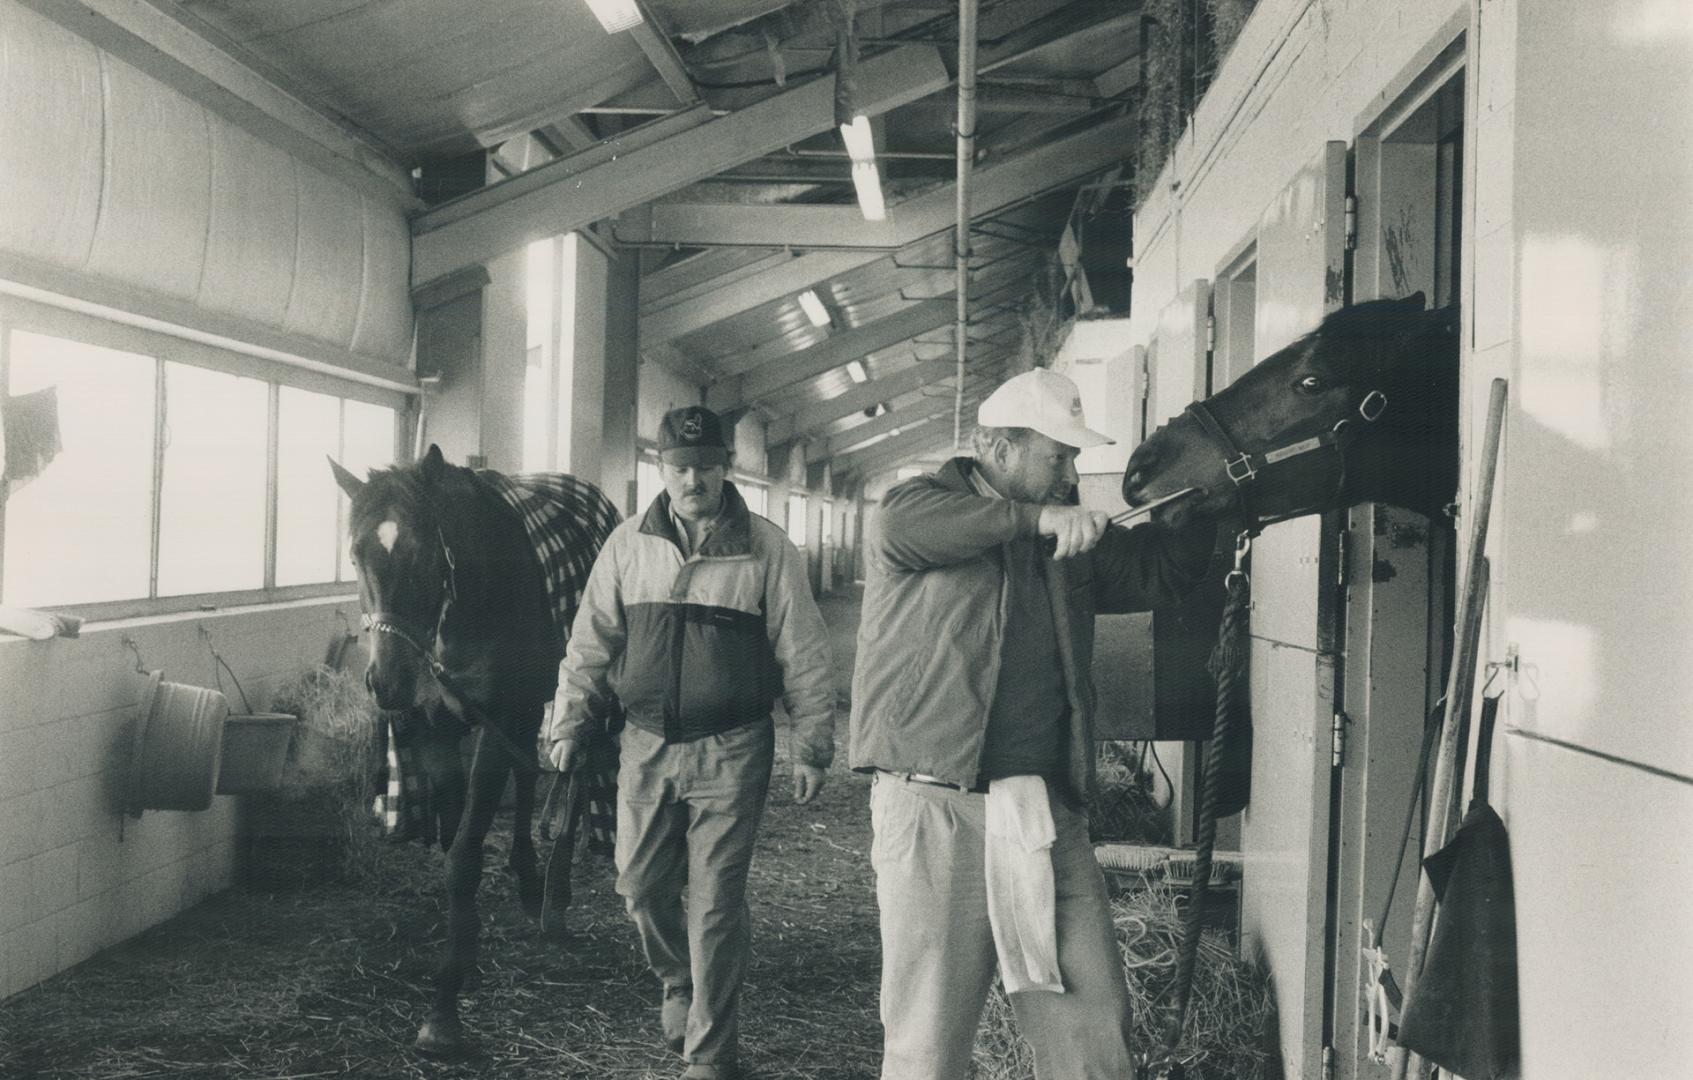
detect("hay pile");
top-left (975, 883), bottom-right (1277, 1080)
top-left (248, 664), bottom-right (383, 885)
top-left (1086, 741), bottom-right (1173, 844)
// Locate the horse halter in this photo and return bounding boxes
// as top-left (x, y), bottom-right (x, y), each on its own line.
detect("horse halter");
top-left (361, 525), bottom-right (459, 680)
top-left (1184, 388), bottom-right (1387, 528)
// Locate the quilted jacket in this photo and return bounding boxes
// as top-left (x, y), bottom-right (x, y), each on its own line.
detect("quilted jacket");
top-left (551, 482), bottom-right (835, 768)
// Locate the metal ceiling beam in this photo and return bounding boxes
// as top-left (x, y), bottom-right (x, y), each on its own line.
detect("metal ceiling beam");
top-left (732, 304), bottom-right (953, 405)
top-left (411, 45), bottom-right (950, 287)
top-left (809, 384), bottom-right (994, 463)
top-left (640, 112), bottom-right (1134, 339)
top-left (623, 113), bottom-right (1132, 251)
top-left (643, 250), bottom-right (796, 312)
top-left (769, 361), bottom-right (956, 445)
top-left (541, 116), bottom-right (599, 150)
top-left (629, 12), bottom-right (699, 105)
top-left (837, 426), bottom-right (959, 478)
top-left (713, 298), bottom-right (944, 380)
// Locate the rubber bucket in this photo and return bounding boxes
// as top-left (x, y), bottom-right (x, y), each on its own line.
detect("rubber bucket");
top-left (216, 713), bottom-right (298, 795)
top-left (128, 671), bottom-right (229, 814)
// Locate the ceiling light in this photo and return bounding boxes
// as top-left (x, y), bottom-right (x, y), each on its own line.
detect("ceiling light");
top-left (846, 360), bottom-right (868, 383)
top-left (797, 289), bottom-right (832, 328)
top-left (583, 0), bottom-right (642, 34)
top-left (851, 161), bottom-right (886, 222)
top-left (839, 115), bottom-right (876, 163)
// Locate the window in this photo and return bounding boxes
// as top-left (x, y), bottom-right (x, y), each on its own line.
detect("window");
top-left (636, 456), bottom-right (663, 513)
top-left (787, 493), bottom-right (808, 546)
top-left (737, 480), bottom-right (768, 519)
top-left (0, 305), bottom-right (403, 614)
top-left (157, 362), bottom-right (268, 595)
top-left (523, 234), bottom-right (579, 472)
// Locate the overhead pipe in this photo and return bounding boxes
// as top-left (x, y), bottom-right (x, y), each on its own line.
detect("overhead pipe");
top-left (952, 0), bottom-right (979, 451)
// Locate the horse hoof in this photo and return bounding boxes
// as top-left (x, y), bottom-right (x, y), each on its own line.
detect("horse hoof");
top-left (415, 1015), bottom-right (465, 1056)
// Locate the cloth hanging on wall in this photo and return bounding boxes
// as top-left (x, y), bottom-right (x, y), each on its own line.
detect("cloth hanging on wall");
top-left (1397, 694), bottom-right (1521, 1078)
top-left (2, 385), bottom-right (63, 488)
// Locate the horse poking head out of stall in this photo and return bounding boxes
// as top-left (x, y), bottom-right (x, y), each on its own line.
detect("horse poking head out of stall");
top-left (1122, 293), bottom-right (1460, 528)
top-left (330, 444), bottom-right (621, 1055)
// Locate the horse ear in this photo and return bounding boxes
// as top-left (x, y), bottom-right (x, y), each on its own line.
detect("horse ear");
top-left (1397, 291), bottom-right (1427, 311)
top-left (328, 457), bottom-right (365, 500)
top-left (420, 444), bottom-right (447, 484)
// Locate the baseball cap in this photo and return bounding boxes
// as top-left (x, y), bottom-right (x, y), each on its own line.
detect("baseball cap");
top-left (657, 405), bottom-right (730, 467)
top-left (976, 369), bottom-right (1113, 449)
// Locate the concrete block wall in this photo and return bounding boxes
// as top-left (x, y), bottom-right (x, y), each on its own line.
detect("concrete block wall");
top-left (0, 596), bottom-right (356, 1001)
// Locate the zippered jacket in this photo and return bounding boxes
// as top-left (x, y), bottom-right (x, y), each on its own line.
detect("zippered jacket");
top-left (848, 457), bottom-right (1213, 799)
top-left (551, 482), bottom-right (835, 768)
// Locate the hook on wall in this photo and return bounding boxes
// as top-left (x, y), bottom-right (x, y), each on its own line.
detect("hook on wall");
top-left (120, 636), bottom-right (148, 675)
top-left (1482, 643), bottom-right (1538, 701)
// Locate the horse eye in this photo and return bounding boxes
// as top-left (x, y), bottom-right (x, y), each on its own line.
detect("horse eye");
top-left (1297, 375), bottom-right (1326, 393)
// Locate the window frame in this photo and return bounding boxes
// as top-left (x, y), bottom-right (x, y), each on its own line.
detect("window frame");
top-left (0, 294), bottom-right (412, 622)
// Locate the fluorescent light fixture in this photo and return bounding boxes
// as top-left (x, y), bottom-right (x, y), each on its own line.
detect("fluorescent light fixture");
top-left (839, 115), bottom-right (876, 162)
top-left (846, 360), bottom-right (868, 383)
top-left (797, 289), bottom-right (832, 328)
top-left (584, 0), bottom-right (643, 33)
top-left (851, 161), bottom-right (887, 221)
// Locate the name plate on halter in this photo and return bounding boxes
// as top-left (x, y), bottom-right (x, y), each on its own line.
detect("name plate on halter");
top-left (1263, 435), bottom-right (1323, 464)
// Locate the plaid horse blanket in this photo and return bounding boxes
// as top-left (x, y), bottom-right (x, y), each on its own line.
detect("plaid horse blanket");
top-left (373, 471), bottom-right (622, 857)
top-left (482, 470), bottom-right (622, 856)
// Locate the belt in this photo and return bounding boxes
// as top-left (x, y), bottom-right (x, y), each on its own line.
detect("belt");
top-left (879, 769), bottom-right (989, 795)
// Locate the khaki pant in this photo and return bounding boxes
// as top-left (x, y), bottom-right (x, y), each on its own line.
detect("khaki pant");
top-left (615, 719), bottom-right (775, 1070)
top-left (870, 773), bottom-right (1134, 1080)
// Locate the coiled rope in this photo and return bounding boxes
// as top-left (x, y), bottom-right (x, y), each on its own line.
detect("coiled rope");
top-left (1145, 531), bottom-right (1252, 1079)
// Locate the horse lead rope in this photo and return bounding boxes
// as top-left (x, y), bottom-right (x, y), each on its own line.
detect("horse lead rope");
top-left (1143, 530), bottom-right (1253, 1080)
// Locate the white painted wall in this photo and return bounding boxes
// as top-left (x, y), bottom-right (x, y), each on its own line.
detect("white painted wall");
top-left (1130, 0), bottom-right (1693, 1075)
top-left (637, 361), bottom-right (702, 446)
top-left (1051, 318), bottom-right (1135, 477)
top-left (0, 598), bottom-right (356, 1001)
top-left (1479, 2), bottom-right (1693, 1075)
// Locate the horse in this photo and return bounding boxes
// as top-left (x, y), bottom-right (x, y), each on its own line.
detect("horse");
top-left (1115, 294), bottom-right (1462, 1069)
top-left (1121, 293), bottom-right (1460, 528)
top-left (330, 444), bottom-right (620, 1055)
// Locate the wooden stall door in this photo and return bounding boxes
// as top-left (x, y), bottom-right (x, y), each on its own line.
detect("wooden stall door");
top-left (1238, 141), bottom-right (1348, 1080)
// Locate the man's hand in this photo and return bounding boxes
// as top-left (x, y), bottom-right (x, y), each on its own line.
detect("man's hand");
top-left (792, 764), bottom-right (826, 804)
top-left (1038, 504), bottom-right (1112, 559)
top-left (547, 737), bottom-right (580, 774)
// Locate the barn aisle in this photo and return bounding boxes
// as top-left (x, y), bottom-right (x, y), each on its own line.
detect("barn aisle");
top-left (0, 588), bottom-right (883, 1080)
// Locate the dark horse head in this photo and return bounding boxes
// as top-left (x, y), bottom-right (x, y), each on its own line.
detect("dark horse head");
top-left (329, 445), bottom-right (556, 714)
top-left (1123, 294), bottom-right (1460, 529)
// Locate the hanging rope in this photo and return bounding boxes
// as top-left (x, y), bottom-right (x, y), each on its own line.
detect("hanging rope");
top-left (1144, 530), bottom-right (1252, 1079)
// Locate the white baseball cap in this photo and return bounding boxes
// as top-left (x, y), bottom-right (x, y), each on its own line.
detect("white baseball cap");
top-left (976, 368), bottom-right (1113, 449)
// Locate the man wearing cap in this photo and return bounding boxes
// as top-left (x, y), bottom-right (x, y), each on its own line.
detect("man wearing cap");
top-left (548, 405), bottom-right (835, 1080)
top-left (850, 369), bottom-right (1217, 1080)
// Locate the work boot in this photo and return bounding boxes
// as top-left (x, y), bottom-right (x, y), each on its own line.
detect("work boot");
top-left (661, 983), bottom-right (692, 1055)
top-left (680, 1061), bottom-right (739, 1080)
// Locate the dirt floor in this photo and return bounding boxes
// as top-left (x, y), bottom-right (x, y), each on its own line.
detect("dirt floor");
top-left (0, 586), bottom-right (1270, 1080)
top-left (0, 589), bottom-right (881, 1080)
top-left (0, 734), bottom-right (882, 1080)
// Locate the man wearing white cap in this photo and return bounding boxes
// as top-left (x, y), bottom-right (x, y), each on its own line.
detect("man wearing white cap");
top-left (850, 368), bottom-right (1216, 1079)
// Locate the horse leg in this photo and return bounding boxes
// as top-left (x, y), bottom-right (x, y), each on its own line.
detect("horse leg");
top-left (509, 757), bottom-right (543, 918)
top-left (420, 728), bottom-right (467, 851)
top-left (415, 731), bottom-right (508, 1056)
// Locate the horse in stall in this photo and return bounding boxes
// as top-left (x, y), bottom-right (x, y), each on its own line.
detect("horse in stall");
top-left (1116, 293), bottom-right (1461, 1073)
top-left (1122, 293), bottom-right (1460, 529)
top-left (329, 444), bottom-right (621, 1055)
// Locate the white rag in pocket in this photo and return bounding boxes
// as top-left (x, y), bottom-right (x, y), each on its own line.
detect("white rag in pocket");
top-left (985, 774), bottom-right (1064, 994)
